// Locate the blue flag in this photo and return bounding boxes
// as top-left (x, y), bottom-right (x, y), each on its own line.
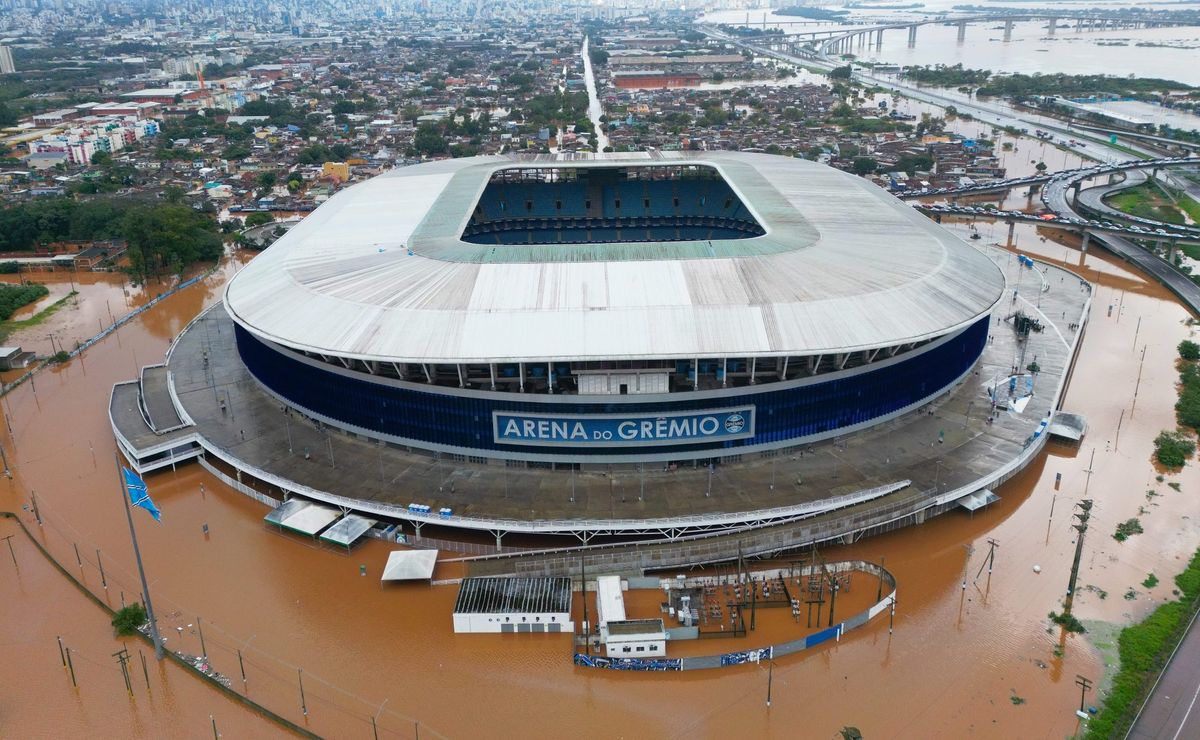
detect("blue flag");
top-left (122, 468), bottom-right (162, 522)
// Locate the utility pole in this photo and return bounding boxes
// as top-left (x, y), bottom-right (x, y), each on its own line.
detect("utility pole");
top-left (2, 534), bottom-right (16, 567)
top-left (766, 659), bottom-right (774, 707)
top-left (113, 647), bottom-right (132, 695)
top-left (1062, 500), bottom-right (1093, 617)
top-left (975, 538), bottom-right (999, 581)
top-left (580, 553), bottom-right (589, 656)
top-left (114, 452), bottom-right (164, 660)
top-left (1075, 674), bottom-right (1093, 713)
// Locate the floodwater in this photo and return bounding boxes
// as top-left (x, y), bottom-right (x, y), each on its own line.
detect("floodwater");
top-left (1, 216), bottom-right (1198, 738)
top-left (701, 7), bottom-right (1200, 85)
top-left (581, 36), bottom-right (610, 151)
top-left (0, 268), bottom-right (203, 360)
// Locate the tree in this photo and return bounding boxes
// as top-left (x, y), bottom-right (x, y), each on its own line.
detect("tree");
top-left (829, 65), bottom-right (853, 80)
top-left (1179, 340), bottom-right (1200, 361)
top-left (852, 157), bottom-right (878, 175)
top-left (90, 150), bottom-right (112, 166)
top-left (1034, 161), bottom-right (1048, 173)
top-left (244, 212), bottom-right (273, 228)
top-left (112, 603), bottom-right (148, 637)
top-left (413, 123), bottom-right (448, 156)
top-left (331, 100), bottom-right (356, 115)
top-left (256, 171), bottom-right (277, 190)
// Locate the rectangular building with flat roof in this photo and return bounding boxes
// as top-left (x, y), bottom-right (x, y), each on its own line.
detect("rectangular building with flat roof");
top-left (452, 577), bottom-right (573, 634)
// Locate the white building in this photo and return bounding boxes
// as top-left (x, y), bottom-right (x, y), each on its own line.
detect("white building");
top-left (595, 575), bottom-right (667, 658)
top-left (452, 576), bottom-right (573, 634)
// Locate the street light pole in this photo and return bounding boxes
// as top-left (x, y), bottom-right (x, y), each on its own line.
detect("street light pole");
top-left (114, 452), bottom-right (164, 660)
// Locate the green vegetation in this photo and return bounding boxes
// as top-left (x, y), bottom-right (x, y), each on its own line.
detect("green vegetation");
top-left (1009, 690), bottom-right (1026, 705)
top-left (1049, 610), bottom-right (1087, 633)
top-left (243, 212), bottom-right (274, 228)
top-left (111, 603), bottom-right (147, 637)
top-left (50, 350), bottom-right (69, 364)
top-left (1180, 340), bottom-right (1200, 362)
top-left (0, 290), bottom-right (76, 345)
top-left (297, 142), bottom-right (353, 165)
top-left (1113, 518), bottom-right (1146, 542)
top-left (1085, 549), bottom-right (1200, 739)
top-left (1105, 183), bottom-right (1188, 225)
top-left (902, 65), bottom-right (1192, 98)
top-left (1143, 573), bottom-right (1159, 589)
top-left (1174, 347), bottom-right (1200, 434)
top-left (1154, 430), bottom-right (1196, 468)
top-left (0, 284), bottom-right (48, 321)
top-left (776, 6), bottom-right (849, 20)
top-left (902, 64), bottom-right (991, 88)
top-left (0, 199), bottom-right (222, 280)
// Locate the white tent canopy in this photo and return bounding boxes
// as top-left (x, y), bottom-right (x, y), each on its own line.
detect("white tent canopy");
top-left (381, 549), bottom-right (439, 582)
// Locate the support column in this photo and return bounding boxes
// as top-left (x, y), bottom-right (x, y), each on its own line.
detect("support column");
top-left (876, 29), bottom-right (883, 48)
top-left (1080, 230), bottom-right (1090, 253)
top-left (1003, 20), bottom-right (1014, 42)
top-left (1047, 17), bottom-right (1057, 36)
top-left (1007, 220), bottom-right (1016, 245)
top-left (907, 24), bottom-right (917, 48)
top-left (957, 21), bottom-right (966, 43)
top-left (1169, 242), bottom-right (1178, 263)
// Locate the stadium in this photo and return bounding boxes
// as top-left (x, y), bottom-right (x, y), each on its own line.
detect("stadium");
top-left (115, 149), bottom-right (1088, 565)
top-left (223, 151), bottom-right (1006, 466)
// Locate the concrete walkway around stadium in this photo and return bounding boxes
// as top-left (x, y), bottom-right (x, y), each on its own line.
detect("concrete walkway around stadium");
top-left (150, 245), bottom-right (1088, 537)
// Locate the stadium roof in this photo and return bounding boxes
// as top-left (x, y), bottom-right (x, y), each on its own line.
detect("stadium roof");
top-left (225, 152), bottom-right (1005, 363)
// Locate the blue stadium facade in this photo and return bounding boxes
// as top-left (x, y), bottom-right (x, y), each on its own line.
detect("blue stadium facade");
top-left (235, 316), bottom-right (988, 464)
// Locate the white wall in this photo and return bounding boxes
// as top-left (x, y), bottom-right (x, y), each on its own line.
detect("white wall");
top-left (452, 612), bottom-right (573, 634)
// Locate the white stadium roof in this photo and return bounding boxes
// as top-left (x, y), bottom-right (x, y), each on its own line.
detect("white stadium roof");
top-left (225, 152), bottom-right (1005, 364)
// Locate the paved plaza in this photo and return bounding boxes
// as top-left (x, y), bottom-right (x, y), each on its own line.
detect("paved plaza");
top-left (134, 244), bottom-right (1091, 534)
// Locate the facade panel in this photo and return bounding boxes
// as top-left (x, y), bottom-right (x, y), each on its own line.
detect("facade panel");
top-left (235, 316), bottom-right (988, 461)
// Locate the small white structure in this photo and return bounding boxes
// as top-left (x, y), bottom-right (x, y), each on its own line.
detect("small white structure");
top-left (380, 549), bottom-right (438, 582)
top-left (604, 619), bottom-right (668, 658)
top-left (595, 575), bottom-right (667, 657)
top-left (452, 577), bottom-right (573, 634)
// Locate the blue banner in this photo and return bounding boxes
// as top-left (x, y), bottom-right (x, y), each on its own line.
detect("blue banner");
top-left (493, 407), bottom-right (754, 447)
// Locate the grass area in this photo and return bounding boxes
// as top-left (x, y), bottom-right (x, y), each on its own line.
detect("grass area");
top-left (1104, 182), bottom-right (1187, 225)
top-left (1084, 548), bottom-right (1200, 739)
top-left (1180, 194), bottom-right (1200, 225)
top-left (0, 290), bottom-right (76, 345)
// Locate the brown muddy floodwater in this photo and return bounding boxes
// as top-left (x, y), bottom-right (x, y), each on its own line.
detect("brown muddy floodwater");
top-left (0, 229), bottom-right (1197, 739)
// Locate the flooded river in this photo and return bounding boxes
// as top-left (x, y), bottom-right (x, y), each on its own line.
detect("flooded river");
top-left (701, 6), bottom-right (1200, 86)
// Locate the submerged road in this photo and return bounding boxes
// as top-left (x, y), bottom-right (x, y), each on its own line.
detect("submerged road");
top-left (581, 36), bottom-right (609, 152)
top-left (1127, 606), bottom-right (1200, 740)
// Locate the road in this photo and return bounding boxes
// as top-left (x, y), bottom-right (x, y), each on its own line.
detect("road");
top-left (581, 36), bottom-right (609, 151)
top-left (1043, 173), bottom-right (1200, 316)
top-left (1127, 606), bottom-right (1200, 740)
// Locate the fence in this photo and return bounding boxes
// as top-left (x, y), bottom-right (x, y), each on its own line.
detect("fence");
top-left (574, 560), bottom-right (896, 672)
top-left (1, 265), bottom-right (219, 399)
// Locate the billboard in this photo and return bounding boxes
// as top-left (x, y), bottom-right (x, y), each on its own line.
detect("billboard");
top-left (493, 407), bottom-right (755, 448)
